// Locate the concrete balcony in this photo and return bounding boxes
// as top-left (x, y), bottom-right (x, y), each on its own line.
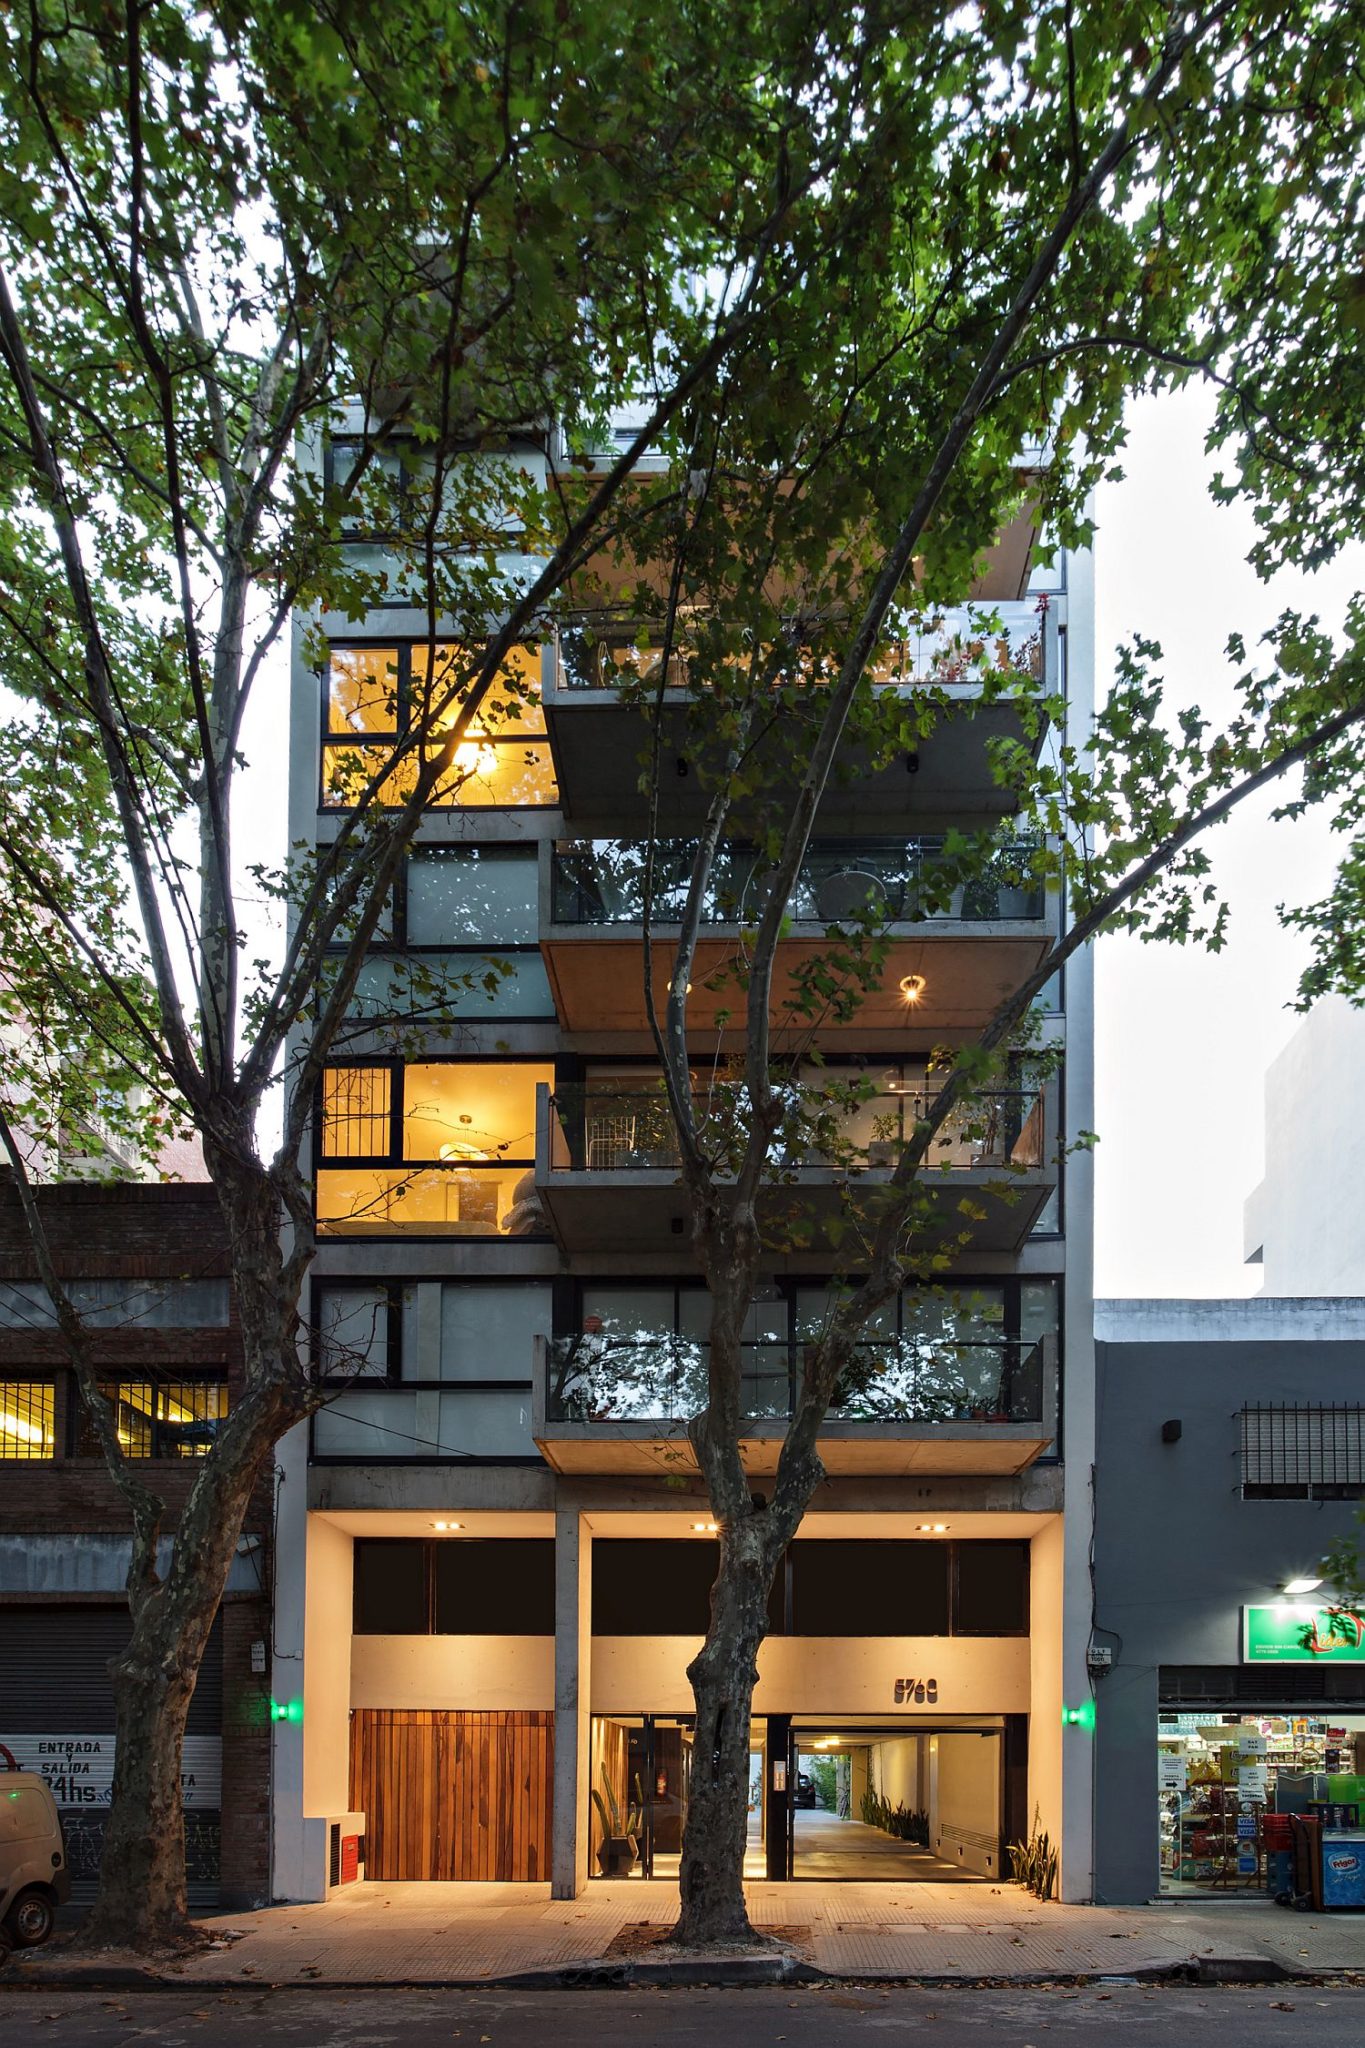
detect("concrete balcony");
top-left (542, 601), bottom-right (1057, 828)
top-left (532, 1083), bottom-right (1055, 1255)
top-left (531, 1333), bottom-right (1056, 1478)
top-left (539, 835), bottom-right (1055, 1039)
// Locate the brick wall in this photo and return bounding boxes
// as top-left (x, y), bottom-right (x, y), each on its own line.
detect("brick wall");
top-left (0, 1177), bottom-right (278, 1902)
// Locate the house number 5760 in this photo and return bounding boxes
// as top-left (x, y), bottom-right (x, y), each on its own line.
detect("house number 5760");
top-left (894, 1678), bottom-right (939, 1704)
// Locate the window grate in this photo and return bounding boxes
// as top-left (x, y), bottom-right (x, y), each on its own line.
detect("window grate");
top-left (322, 1066), bottom-right (392, 1158)
top-left (0, 1380), bottom-right (56, 1458)
top-left (1240, 1403), bottom-right (1365, 1500)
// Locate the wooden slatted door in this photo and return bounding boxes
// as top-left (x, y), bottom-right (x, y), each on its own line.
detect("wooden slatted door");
top-left (350, 1709), bottom-right (553, 1881)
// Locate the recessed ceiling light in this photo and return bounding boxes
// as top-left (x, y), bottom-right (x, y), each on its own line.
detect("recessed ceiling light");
top-left (1284, 1576), bottom-right (1322, 1596)
top-left (692, 1520), bottom-right (718, 1533)
top-left (432, 1520), bottom-right (463, 1532)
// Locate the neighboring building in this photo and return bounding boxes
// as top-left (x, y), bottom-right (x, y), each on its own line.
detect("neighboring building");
top-left (0, 1181), bottom-right (272, 1909)
top-left (271, 442), bottom-right (1098, 1903)
top-left (1093, 1297), bottom-right (1365, 1904)
top-left (1244, 995), bottom-right (1365, 1295)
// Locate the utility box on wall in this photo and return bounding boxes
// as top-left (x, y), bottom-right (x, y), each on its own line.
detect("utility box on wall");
top-left (320, 1810), bottom-right (366, 1894)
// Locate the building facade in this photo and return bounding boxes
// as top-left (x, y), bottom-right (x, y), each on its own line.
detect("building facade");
top-left (1244, 995), bottom-right (1365, 1296)
top-left (271, 445), bottom-right (1098, 1902)
top-left (1093, 1297), bottom-right (1365, 1903)
top-left (0, 1182), bottom-right (273, 1909)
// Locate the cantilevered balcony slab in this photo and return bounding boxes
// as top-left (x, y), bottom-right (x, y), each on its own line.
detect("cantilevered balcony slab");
top-left (531, 1335), bottom-right (1055, 1478)
top-left (542, 602), bottom-right (1057, 828)
top-left (540, 930), bottom-right (1053, 1038)
top-left (532, 1085), bottom-right (1055, 1256)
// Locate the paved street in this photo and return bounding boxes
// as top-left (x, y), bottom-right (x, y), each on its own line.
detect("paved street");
top-left (2, 1985), bottom-right (1365, 2046)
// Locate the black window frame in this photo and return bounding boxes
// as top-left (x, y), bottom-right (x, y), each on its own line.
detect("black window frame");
top-left (318, 638), bottom-right (556, 814)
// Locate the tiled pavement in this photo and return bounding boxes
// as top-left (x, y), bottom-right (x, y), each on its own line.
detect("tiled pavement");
top-left (14, 1878), bottom-right (1365, 1986)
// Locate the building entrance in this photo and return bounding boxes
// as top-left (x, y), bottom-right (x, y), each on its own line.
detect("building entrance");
top-left (589, 1715), bottom-right (767, 1879)
top-left (589, 1714), bottom-right (1023, 1882)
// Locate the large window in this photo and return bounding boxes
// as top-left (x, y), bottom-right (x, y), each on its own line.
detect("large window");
top-left (0, 1380), bottom-right (56, 1459)
top-left (311, 1280), bottom-right (547, 1459)
top-left (551, 1278), bottom-right (1059, 1435)
top-left (74, 1380), bottom-right (227, 1458)
top-left (317, 1062), bottom-right (552, 1237)
top-left (340, 845), bottom-right (553, 1022)
top-left (320, 642), bottom-right (557, 809)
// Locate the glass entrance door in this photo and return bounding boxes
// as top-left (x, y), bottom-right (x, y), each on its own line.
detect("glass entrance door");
top-left (589, 1715), bottom-right (770, 1878)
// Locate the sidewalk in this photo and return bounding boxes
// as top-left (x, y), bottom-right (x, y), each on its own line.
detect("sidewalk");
top-left (8, 1880), bottom-right (1365, 1989)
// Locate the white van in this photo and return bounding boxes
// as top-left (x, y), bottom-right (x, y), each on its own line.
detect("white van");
top-left (0, 1749), bottom-right (69, 1948)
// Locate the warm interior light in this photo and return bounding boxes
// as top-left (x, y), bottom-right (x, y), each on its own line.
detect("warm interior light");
top-left (666, 978), bottom-right (693, 995)
top-left (692, 1520), bottom-right (718, 1533)
top-left (1284, 1576), bottom-right (1323, 1596)
top-left (899, 973), bottom-right (926, 1004)
top-left (432, 1520), bottom-right (464, 1532)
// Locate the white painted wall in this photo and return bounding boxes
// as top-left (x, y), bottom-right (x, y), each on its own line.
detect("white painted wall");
top-left (868, 1735), bottom-right (922, 1811)
top-left (351, 1634), bottom-right (553, 1709)
top-left (304, 1515), bottom-right (355, 1817)
top-left (1027, 1514), bottom-right (1066, 1885)
top-left (930, 1731), bottom-right (1001, 1876)
top-left (1243, 995), bottom-right (1365, 1294)
top-left (591, 1634), bottom-right (1030, 1716)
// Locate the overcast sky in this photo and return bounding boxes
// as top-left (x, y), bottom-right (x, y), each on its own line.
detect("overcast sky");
top-left (1091, 386), bottom-right (1361, 1300)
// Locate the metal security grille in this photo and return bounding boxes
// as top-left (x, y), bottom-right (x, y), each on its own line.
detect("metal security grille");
top-left (321, 1066), bottom-right (391, 1157)
top-left (0, 1380), bottom-right (56, 1458)
top-left (1240, 1403), bottom-right (1365, 1500)
top-left (1161, 1665), bottom-right (1365, 1707)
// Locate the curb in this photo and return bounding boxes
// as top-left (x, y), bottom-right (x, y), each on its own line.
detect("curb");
top-left (2, 1955), bottom-right (1353, 1994)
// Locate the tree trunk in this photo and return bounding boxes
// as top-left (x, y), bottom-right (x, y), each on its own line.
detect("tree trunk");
top-left (84, 1152), bottom-right (309, 1949)
top-left (87, 1625), bottom-right (198, 1946)
top-left (673, 1523), bottom-right (774, 1946)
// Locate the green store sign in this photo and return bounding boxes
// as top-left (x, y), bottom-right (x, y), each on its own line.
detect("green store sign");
top-left (1243, 1605), bottom-right (1365, 1664)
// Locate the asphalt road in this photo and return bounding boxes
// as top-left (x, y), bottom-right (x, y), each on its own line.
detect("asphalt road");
top-left (1, 1986), bottom-right (1364, 2046)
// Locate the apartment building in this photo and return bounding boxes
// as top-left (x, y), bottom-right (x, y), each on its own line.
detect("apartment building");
top-left (0, 1181), bottom-right (274, 1909)
top-left (271, 443), bottom-right (1097, 1903)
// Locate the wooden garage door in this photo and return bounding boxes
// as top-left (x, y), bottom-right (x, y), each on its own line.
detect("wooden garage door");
top-left (350, 1709), bottom-right (553, 1880)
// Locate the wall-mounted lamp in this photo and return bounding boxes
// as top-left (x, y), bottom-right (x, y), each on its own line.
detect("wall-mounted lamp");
top-left (1160, 1419), bottom-right (1182, 1444)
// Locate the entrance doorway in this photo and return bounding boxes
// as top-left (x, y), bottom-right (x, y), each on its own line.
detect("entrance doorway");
top-left (789, 1724), bottom-right (1008, 1880)
top-left (589, 1715), bottom-right (767, 1879)
top-left (589, 1714), bottom-right (1024, 1882)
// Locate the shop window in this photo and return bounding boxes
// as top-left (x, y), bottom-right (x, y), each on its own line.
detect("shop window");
top-left (353, 1539), bottom-right (428, 1634)
top-left (433, 1539), bottom-right (555, 1633)
top-left (75, 1380), bottom-right (227, 1459)
top-left (320, 642), bottom-right (557, 810)
top-left (0, 1380), bottom-right (56, 1459)
top-left (952, 1541), bottom-right (1029, 1635)
top-left (790, 1541), bottom-right (950, 1637)
top-left (317, 1061), bottom-right (551, 1237)
top-left (1241, 1404), bottom-right (1365, 1499)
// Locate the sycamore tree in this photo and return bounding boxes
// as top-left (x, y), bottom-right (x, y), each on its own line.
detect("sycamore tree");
top-left (0, 0), bottom-right (951, 1946)
top-left (535, 1), bottom-right (1365, 1944)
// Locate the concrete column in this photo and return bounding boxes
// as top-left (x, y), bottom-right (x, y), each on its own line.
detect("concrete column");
top-left (551, 1503), bottom-right (591, 1897)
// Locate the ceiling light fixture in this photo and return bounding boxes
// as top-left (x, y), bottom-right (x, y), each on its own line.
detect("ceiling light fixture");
top-left (1283, 1576), bottom-right (1323, 1596)
top-left (899, 973), bottom-right (926, 1005)
top-left (692, 1520), bottom-right (719, 1533)
top-left (432, 1520), bottom-right (464, 1532)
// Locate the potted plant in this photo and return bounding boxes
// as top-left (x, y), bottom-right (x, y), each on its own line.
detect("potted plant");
top-left (591, 1764), bottom-right (643, 1876)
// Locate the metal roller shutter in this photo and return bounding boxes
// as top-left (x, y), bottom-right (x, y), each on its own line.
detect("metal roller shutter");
top-left (0, 1605), bottom-right (223, 1903)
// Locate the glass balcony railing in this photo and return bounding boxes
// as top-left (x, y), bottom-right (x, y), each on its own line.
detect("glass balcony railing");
top-left (550, 837), bottom-right (1044, 926)
top-left (552, 601), bottom-right (1047, 695)
top-left (546, 1086), bottom-right (1045, 1176)
top-left (543, 1332), bottom-right (1048, 1428)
